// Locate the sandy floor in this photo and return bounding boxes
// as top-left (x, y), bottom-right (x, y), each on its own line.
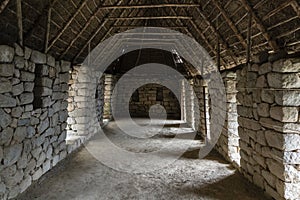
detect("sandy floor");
top-left (17, 119), bottom-right (269, 200)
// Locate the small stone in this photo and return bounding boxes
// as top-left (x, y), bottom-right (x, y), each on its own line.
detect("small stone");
top-left (47, 55), bottom-right (55, 67)
top-left (37, 118), bottom-right (49, 134)
top-left (0, 64), bottom-right (14, 77)
top-left (31, 50), bottom-right (46, 64)
top-left (24, 82), bottom-right (34, 92)
top-left (42, 159), bottom-right (51, 173)
top-left (258, 62), bottom-right (272, 75)
top-left (14, 56), bottom-right (25, 69)
top-left (20, 71), bottom-right (35, 82)
top-left (257, 103), bottom-right (269, 117)
top-left (19, 93), bottom-right (34, 105)
top-left (3, 144), bottom-right (22, 166)
top-left (0, 45), bottom-right (14, 63)
top-left (0, 79), bottom-right (12, 93)
top-left (12, 83), bottom-right (24, 96)
top-left (32, 167), bottom-right (43, 181)
top-left (24, 47), bottom-right (32, 60)
top-left (61, 61), bottom-right (71, 72)
top-left (0, 108), bottom-right (12, 128)
top-left (0, 127), bottom-right (13, 145)
top-left (0, 94), bottom-right (16, 107)
top-left (59, 73), bottom-right (70, 83)
top-left (14, 43), bottom-right (24, 56)
top-left (27, 126), bottom-right (36, 138)
top-left (11, 107), bottom-right (23, 118)
top-left (14, 126), bottom-right (27, 142)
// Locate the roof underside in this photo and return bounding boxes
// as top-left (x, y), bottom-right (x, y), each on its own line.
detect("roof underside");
top-left (0, 0), bottom-right (299, 70)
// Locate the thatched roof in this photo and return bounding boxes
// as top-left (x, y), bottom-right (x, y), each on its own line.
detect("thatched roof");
top-left (0, 0), bottom-right (299, 69)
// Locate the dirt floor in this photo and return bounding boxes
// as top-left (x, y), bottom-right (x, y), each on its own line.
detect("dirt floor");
top-left (17, 119), bottom-right (269, 200)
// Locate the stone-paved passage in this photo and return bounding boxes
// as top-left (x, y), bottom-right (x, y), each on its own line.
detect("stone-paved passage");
top-left (17, 119), bottom-right (269, 200)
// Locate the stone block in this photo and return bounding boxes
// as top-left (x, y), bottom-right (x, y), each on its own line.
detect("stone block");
top-left (14, 126), bottom-right (27, 142)
top-left (270, 106), bottom-right (298, 122)
top-left (258, 62), bottom-right (272, 75)
top-left (0, 64), bottom-right (14, 77)
top-left (273, 58), bottom-right (300, 73)
top-left (31, 50), bottom-right (46, 64)
top-left (275, 90), bottom-right (300, 106)
top-left (267, 72), bottom-right (300, 88)
top-left (0, 45), bottom-right (14, 63)
top-left (20, 71), bottom-right (35, 82)
top-left (12, 83), bottom-right (23, 96)
top-left (0, 79), bottom-right (12, 93)
top-left (0, 108), bottom-right (12, 128)
top-left (19, 93), bottom-right (34, 105)
top-left (61, 60), bottom-right (71, 72)
top-left (3, 144), bottom-right (22, 166)
top-left (0, 127), bottom-right (13, 145)
top-left (257, 103), bottom-right (269, 117)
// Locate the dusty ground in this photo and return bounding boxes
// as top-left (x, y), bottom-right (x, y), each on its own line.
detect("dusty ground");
top-left (17, 119), bottom-right (269, 200)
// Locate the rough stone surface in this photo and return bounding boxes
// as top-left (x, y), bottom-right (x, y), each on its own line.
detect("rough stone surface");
top-left (0, 64), bottom-right (14, 77)
top-left (0, 45), bottom-right (14, 63)
top-left (0, 109), bottom-right (12, 128)
top-left (3, 144), bottom-right (22, 166)
top-left (31, 50), bottom-right (46, 64)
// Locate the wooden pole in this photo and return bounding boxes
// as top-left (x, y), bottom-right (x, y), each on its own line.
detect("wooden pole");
top-left (246, 12), bottom-right (252, 65)
top-left (99, 4), bottom-right (200, 9)
top-left (106, 16), bottom-right (192, 20)
top-left (16, 0), bottom-right (23, 46)
top-left (45, 4), bottom-right (52, 53)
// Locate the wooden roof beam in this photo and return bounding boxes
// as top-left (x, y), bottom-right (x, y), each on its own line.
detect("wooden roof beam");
top-left (113, 25), bottom-right (186, 29)
top-left (211, 0), bottom-right (248, 50)
top-left (73, 0), bottom-right (135, 62)
top-left (106, 16), bottom-right (192, 20)
top-left (192, 4), bottom-right (238, 65)
top-left (0, 0), bottom-right (10, 14)
top-left (240, 0), bottom-right (279, 52)
top-left (99, 4), bottom-right (200, 9)
top-left (46, 0), bottom-right (89, 53)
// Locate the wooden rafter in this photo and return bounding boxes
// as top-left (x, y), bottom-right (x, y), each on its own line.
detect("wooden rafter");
top-left (262, 0), bottom-right (294, 21)
top-left (246, 12), bottom-right (252, 64)
top-left (211, 0), bottom-right (248, 50)
top-left (106, 16), bottom-right (192, 20)
top-left (73, 0), bottom-right (134, 62)
top-left (240, 0), bottom-right (279, 52)
top-left (99, 4), bottom-right (200, 9)
top-left (44, 2), bottom-right (52, 53)
top-left (46, 0), bottom-right (89, 53)
top-left (0, 0), bottom-right (10, 14)
top-left (192, 3), bottom-right (238, 65)
top-left (16, 0), bottom-right (23, 46)
top-left (113, 25), bottom-right (186, 29)
top-left (24, 0), bottom-right (58, 41)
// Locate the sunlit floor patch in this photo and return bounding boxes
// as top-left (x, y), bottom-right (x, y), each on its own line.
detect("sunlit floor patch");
top-left (18, 118), bottom-right (269, 200)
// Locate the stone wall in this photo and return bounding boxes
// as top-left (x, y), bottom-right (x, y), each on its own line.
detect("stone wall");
top-left (237, 57), bottom-right (300, 200)
top-left (66, 65), bottom-right (101, 149)
top-left (129, 83), bottom-right (181, 119)
top-left (112, 75), bottom-right (181, 120)
top-left (0, 45), bottom-right (70, 199)
top-left (215, 72), bottom-right (240, 167)
top-left (103, 74), bottom-right (115, 120)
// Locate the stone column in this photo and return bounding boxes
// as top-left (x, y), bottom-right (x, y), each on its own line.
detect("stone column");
top-left (216, 71), bottom-right (240, 167)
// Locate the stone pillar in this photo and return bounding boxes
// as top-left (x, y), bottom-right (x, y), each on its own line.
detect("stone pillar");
top-left (103, 74), bottom-right (115, 120)
top-left (67, 65), bottom-right (101, 151)
top-left (215, 71), bottom-right (240, 167)
top-left (237, 57), bottom-right (300, 200)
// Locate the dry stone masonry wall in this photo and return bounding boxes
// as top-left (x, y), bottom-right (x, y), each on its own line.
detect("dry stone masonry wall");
top-left (215, 72), bottom-right (240, 167)
top-left (67, 65), bottom-right (101, 149)
top-left (0, 45), bottom-right (70, 199)
top-left (129, 83), bottom-right (181, 119)
top-left (237, 57), bottom-right (300, 200)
